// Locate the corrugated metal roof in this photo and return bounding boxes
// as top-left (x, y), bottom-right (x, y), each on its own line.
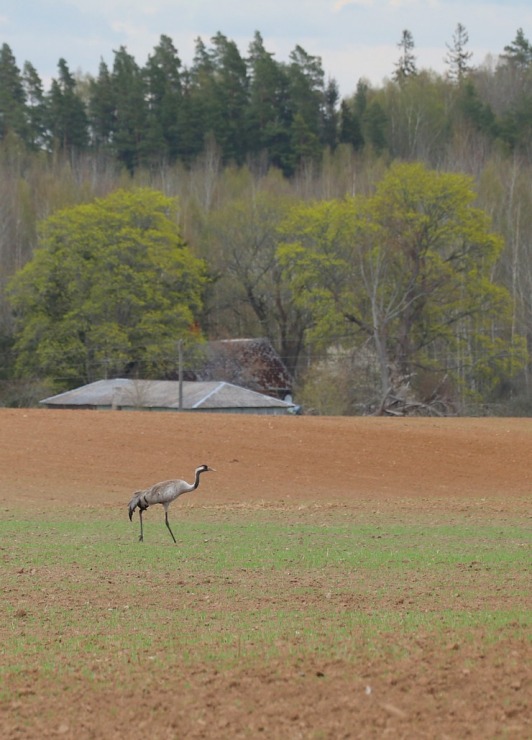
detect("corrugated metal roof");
top-left (40, 379), bottom-right (295, 411)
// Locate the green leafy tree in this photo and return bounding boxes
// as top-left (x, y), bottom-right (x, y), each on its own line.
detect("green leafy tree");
top-left (8, 189), bottom-right (208, 384)
top-left (279, 163), bottom-right (526, 412)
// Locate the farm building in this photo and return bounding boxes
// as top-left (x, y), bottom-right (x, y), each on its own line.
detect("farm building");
top-left (186, 338), bottom-right (293, 400)
top-left (40, 379), bottom-right (298, 415)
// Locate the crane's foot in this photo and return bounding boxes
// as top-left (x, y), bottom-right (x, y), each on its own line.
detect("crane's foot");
top-left (138, 535), bottom-right (144, 542)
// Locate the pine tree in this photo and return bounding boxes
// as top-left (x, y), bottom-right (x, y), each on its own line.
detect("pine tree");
top-left (186, 37), bottom-right (217, 160)
top-left (446, 23), bottom-right (473, 82)
top-left (174, 67), bottom-right (205, 163)
top-left (209, 32), bottom-right (249, 164)
top-left (22, 61), bottom-right (46, 149)
top-left (363, 99), bottom-right (387, 151)
top-left (110, 46), bottom-right (147, 172)
top-left (286, 45), bottom-right (326, 171)
top-left (502, 28), bottom-right (532, 69)
top-left (247, 31), bottom-right (291, 170)
top-left (322, 78), bottom-right (340, 150)
top-left (339, 99), bottom-right (364, 149)
top-left (46, 58), bottom-right (89, 151)
top-left (0, 44), bottom-right (29, 142)
top-left (393, 30), bottom-right (417, 83)
top-left (457, 80), bottom-right (497, 137)
top-left (88, 60), bottom-right (115, 150)
top-left (143, 34), bottom-right (183, 163)
top-left (498, 29), bottom-right (532, 151)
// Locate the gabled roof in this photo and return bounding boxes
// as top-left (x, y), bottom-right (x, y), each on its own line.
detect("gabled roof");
top-left (40, 379), bottom-right (295, 411)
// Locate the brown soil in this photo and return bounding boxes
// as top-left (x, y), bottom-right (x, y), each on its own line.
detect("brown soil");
top-left (2, 409), bottom-right (531, 506)
top-left (0, 409), bottom-right (530, 739)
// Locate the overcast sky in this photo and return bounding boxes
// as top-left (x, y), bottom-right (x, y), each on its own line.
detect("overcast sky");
top-left (1, 1), bottom-right (530, 96)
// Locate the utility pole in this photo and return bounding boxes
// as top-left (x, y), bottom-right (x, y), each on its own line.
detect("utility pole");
top-left (178, 339), bottom-right (183, 410)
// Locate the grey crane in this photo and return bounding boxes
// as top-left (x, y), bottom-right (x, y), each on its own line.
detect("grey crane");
top-left (128, 464), bottom-right (215, 543)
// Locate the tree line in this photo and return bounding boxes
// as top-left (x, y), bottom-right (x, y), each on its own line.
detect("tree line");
top-left (0, 31), bottom-right (340, 176)
top-left (1, 27), bottom-right (532, 414)
top-left (1, 27), bottom-right (532, 174)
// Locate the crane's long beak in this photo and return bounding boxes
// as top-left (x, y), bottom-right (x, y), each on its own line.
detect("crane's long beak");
top-left (208, 466), bottom-right (216, 472)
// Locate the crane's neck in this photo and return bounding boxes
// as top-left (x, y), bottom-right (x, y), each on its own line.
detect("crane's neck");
top-left (192, 469), bottom-right (204, 490)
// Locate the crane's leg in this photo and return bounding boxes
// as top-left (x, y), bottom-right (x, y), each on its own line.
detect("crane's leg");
top-left (165, 511), bottom-right (177, 544)
top-left (138, 509), bottom-right (144, 542)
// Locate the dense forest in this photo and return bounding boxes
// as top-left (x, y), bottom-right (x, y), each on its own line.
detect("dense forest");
top-left (1, 26), bottom-right (532, 415)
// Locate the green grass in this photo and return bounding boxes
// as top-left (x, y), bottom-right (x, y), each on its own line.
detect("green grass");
top-left (0, 505), bottom-right (530, 693)
top-left (3, 513), bottom-right (530, 569)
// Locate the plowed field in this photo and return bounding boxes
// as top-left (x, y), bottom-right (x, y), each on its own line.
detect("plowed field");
top-left (0, 409), bottom-right (530, 738)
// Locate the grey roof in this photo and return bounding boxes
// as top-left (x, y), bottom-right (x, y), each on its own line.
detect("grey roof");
top-left (40, 379), bottom-right (295, 410)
